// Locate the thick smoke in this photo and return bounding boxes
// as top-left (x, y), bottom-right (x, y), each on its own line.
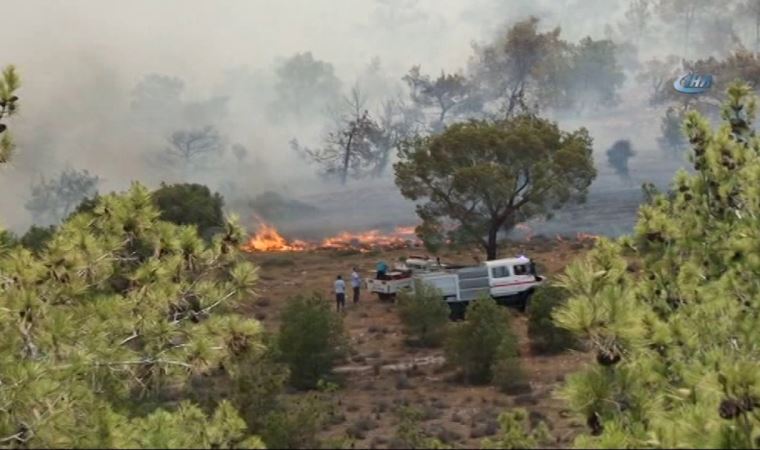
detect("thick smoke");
top-left (0, 0), bottom-right (750, 237)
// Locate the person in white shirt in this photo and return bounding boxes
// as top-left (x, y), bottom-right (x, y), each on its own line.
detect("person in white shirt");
top-left (351, 267), bottom-right (361, 304)
top-left (334, 275), bottom-right (346, 312)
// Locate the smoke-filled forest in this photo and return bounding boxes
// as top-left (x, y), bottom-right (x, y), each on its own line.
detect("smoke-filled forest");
top-left (1, 0), bottom-right (758, 238)
top-left (4, 0), bottom-right (760, 448)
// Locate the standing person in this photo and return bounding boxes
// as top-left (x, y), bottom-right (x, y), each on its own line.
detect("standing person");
top-left (375, 260), bottom-right (388, 279)
top-left (334, 275), bottom-right (346, 313)
top-left (351, 267), bottom-right (361, 304)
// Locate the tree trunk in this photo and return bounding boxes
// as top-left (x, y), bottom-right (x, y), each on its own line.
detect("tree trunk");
top-left (486, 226), bottom-right (499, 261)
top-left (341, 131), bottom-right (355, 186)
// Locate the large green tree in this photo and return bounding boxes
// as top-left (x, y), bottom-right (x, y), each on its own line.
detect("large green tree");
top-left (469, 17), bottom-right (625, 116)
top-left (402, 66), bottom-right (481, 133)
top-left (469, 17), bottom-right (566, 118)
top-left (555, 83), bottom-right (760, 447)
top-left (0, 183), bottom-right (265, 448)
top-left (394, 116), bottom-right (596, 260)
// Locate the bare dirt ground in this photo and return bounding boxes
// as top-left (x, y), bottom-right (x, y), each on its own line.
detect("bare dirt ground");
top-left (243, 237), bottom-right (595, 448)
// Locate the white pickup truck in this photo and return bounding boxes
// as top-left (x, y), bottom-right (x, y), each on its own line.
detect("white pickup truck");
top-left (365, 256), bottom-right (545, 315)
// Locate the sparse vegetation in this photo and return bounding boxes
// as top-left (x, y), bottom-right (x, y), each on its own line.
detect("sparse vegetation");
top-left (527, 285), bottom-right (577, 355)
top-left (481, 409), bottom-right (549, 449)
top-left (277, 294), bottom-right (348, 390)
top-left (397, 280), bottom-right (450, 347)
top-left (259, 256), bottom-right (296, 268)
top-left (391, 406), bottom-right (448, 449)
top-left (492, 354), bottom-right (530, 395)
top-left (444, 297), bottom-right (519, 384)
top-left (261, 389), bottom-right (337, 449)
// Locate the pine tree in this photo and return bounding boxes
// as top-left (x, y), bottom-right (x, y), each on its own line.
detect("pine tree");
top-left (0, 65), bottom-right (20, 163)
top-left (0, 183), bottom-right (265, 448)
top-left (554, 82), bottom-right (760, 447)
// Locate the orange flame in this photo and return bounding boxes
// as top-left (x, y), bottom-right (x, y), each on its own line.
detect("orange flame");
top-left (319, 226), bottom-right (418, 251)
top-left (241, 222), bottom-right (419, 253)
top-left (242, 222), bottom-right (309, 252)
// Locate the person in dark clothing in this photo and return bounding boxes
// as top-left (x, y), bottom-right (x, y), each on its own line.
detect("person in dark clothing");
top-left (351, 267), bottom-right (361, 304)
top-left (334, 275), bottom-right (346, 312)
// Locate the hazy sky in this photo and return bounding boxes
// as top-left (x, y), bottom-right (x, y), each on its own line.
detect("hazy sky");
top-left (2, 1), bottom-right (626, 90)
top-left (0, 0), bottom-right (637, 232)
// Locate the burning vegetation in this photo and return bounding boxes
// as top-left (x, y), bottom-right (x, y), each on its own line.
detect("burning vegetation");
top-left (241, 222), bottom-right (420, 253)
top-left (241, 220), bottom-right (600, 254)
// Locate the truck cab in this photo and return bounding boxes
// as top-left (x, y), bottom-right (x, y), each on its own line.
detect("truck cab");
top-left (486, 256), bottom-right (544, 300)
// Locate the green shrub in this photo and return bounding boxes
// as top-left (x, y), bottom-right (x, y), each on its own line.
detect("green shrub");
top-left (74, 183), bottom-right (225, 238)
top-left (392, 406), bottom-right (449, 449)
top-left (444, 297), bottom-right (518, 384)
top-left (481, 409), bottom-right (549, 449)
top-left (19, 224), bottom-right (56, 253)
top-left (71, 194), bottom-right (100, 217)
top-left (277, 294), bottom-right (347, 390)
top-left (0, 228), bottom-right (18, 249)
top-left (397, 280), bottom-right (450, 347)
top-left (230, 340), bottom-right (289, 431)
top-left (261, 389), bottom-right (335, 449)
top-left (527, 285), bottom-right (577, 354)
top-left (491, 339), bottom-right (529, 395)
top-left (152, 182), bottom-right (225, 233)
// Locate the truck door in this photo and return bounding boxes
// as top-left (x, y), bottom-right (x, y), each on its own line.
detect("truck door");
top-left (490, 263), bottom-right (536, 297)
top-left (489, 265), bottom-right (514, 297)
top-left (509, 263), bottom-right (536, 293)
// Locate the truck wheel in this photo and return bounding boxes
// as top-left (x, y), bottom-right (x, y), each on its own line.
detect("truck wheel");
top-left (517, 289), bottom-right (534, 313)
top-left (448, 302), bottom-right (468, 321)
top-left (378, 293), bottom-right (396, 303)
top-left (517, 296), bottom-right (527, 313)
